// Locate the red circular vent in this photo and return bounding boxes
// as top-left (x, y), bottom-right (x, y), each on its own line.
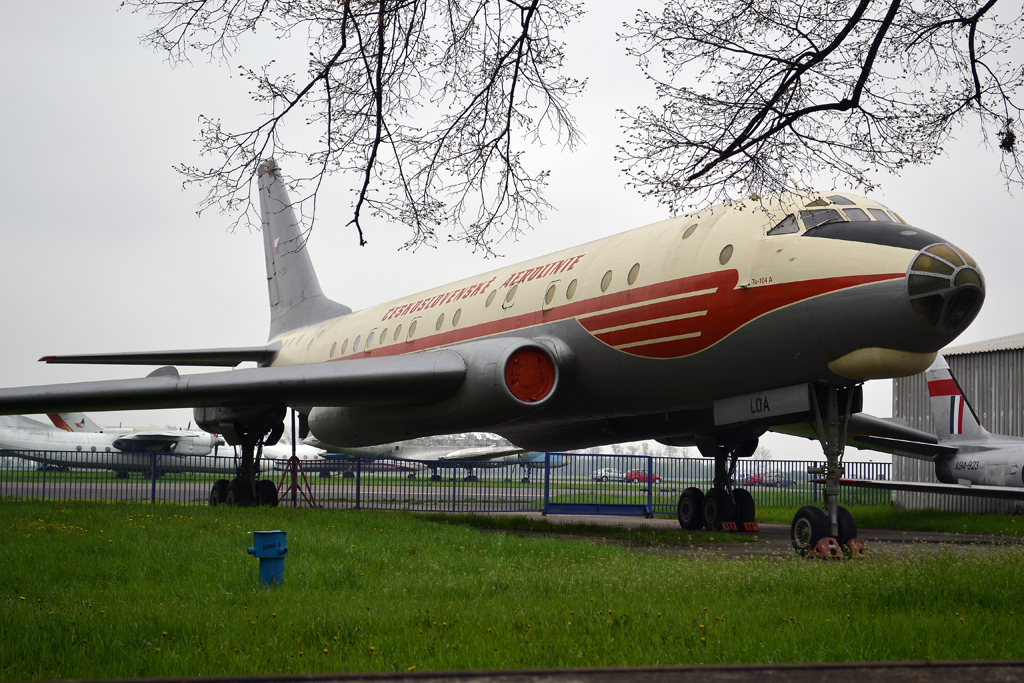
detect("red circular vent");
top-left (504, 347), bottom-right (555, 403)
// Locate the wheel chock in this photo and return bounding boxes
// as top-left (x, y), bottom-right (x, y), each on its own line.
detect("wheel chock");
top-left (717, 521), bottom-right (738, 532)
top-left (845, 538), bottom-right (867, 557)
top-left (741, 521), bottom-right (759, 532)
top-left (809, 537), bottom-right (843, 559)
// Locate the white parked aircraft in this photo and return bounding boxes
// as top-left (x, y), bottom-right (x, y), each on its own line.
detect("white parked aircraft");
top-left (0, 413), bottom-right (223, 456)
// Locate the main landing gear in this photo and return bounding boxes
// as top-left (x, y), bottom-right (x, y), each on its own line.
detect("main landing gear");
top-left (677, 437), bottom-right (759, 532)
top-left (206, 415), bottom-right (284, 508)
top-left (790, 386), bottom-right (864, 557)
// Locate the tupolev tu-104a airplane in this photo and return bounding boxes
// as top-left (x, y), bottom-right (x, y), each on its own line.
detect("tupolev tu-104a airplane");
top-left (0, 160), bottom-right (985, 553)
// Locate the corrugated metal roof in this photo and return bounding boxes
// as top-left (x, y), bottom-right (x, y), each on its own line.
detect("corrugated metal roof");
top-left (943, 332), bottom-right (1024, 356)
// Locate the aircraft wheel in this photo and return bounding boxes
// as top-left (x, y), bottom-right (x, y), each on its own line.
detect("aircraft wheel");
top-left (677, 487), bottom-right (704, 530)
top-left (791, 506), bottom-right (829, 556)
top-left (464, 475), bottom-right (478, 482)
top-left (702, 488), bottom-right (734, 531)
top-left (226, 479), bottom-right (255, 507)
top-left (733, 488), bottom-right (756, 526)
top-left (342, 471), bottom-right (356, 479)
top-left (257, 479), bottom-right (279, 507)
top-left (407, 473), bottom-right (417, 480)
top-left (837, 506), bottom-right (857, 548)
top-left (209, 479), bottom-right (230, 506)
top-left (319, 470), bottom-right (332, 479)
top-left (430, 474), bottom-right (442, 481)
top-left (600, 476), bottom-right (608, 482)
top-left (115, 470), bottom-right (130, 480)
top-left (521, 477), bottom-right (530, 483)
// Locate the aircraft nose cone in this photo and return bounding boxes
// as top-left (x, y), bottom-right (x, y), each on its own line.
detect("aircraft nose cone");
top-left (906, 243), bottom-right (985, 334)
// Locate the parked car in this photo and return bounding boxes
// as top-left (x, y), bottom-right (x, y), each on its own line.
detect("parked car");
top-left (742, 473), bottom-right (767, 486)
top-left (765, 475), bottom-right (797, 487)
top-left (592, 468), bottom-right (624, 482)
top-left (624, 469), bottom-right (663, 484)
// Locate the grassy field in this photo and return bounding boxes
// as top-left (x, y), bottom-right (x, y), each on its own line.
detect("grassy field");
top-left (756, 504), bottom-right (1024, 536)
top-left (3, 501), bottom-right (1024, 680)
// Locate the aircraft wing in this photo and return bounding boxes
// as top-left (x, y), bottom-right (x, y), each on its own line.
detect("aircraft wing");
top-left (435, 445), bottom-right (528, 461)
top-left (815, 477), bottom-right (1024, 502)
top-left (772, 413), bottom-right (957, 461)
top-left (114, 431), bottom-right (206, 443)
top-left (0, 350), bottom-right (466, 414)
top-left (39, 346), bottom-right (279, 367)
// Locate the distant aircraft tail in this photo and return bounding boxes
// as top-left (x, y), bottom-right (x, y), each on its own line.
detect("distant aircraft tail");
top-left (48, 412), bottom-right (104, 433)
top-left (257, 160), bottom-right (351, 340)
top-left (925, 355), bottom-right (989, 442)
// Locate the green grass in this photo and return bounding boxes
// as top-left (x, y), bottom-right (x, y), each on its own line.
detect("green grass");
top-left (4, 501), bottom-right (1024, 679)
top-left (756, 504), bottom-right (1024, 536)
top-left (415, 513), bottom-right (749, 544)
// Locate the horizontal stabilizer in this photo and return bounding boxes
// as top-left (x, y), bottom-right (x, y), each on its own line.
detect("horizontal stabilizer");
top-left (851, 435), bottom-right (959, 461)
top-left (814, 477), bottom-right (1024, 502)
top-left (39, 346), bottom-right (279, 367)
top-left (0, 351), bottom-right (466, 415)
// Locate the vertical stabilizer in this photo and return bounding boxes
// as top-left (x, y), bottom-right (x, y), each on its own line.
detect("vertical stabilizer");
top-left (48, 413), bottom-right (104, 433)
top-left (925, 355), bottom-right (990, 442)
top-left (257, 160), bottom-right (351, 339)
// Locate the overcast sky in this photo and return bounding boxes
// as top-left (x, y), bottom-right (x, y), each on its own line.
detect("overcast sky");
top-left (1, 2), bottom-right (1021, 461)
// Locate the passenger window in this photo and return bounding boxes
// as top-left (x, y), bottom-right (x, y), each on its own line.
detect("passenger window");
top-left (341, 339), bottom-right (349, 355)
top-left (826, 194), bottom-right (856, 205)
top-left (800, 209), bottom-right (845, 229)
top-left (435, 313), bottom-right (445, 331)
top-left (600, 270), bottom-right (613, 292)
top-left (867, 208), bottom-right (890, 222)
top-left (393, 325), bottom-right (402, 341)
top-left (485, 290), bottom-right (497, 307)
top-left (408, 320), bottom-right (418, 338)
top-left (452, 309), bottom-right (462, 326)
top-left (306, 338), bottom-right (314, 350)
top-left (566, 279), bottom-right (578, 300)
top-left (627, 263), bottom-right (640, 285)
top-left (767, 214), bottom-right (799, 235)
top-left (503, 285), bottom-right (518, 308)
top-left (330, 342), bottom-right (337, 358)
top-left (682, 223), bottom-right (698, 239)
top-left (844, 208), bottom-right (870, 221)
top-left (365, 331), bottom-right (375, 348)
top-left (380, 328), bottom-right (387, 345)
top-left (353, 335), bottom-right (362, 352)
top-left (544, 284), bottom-right (556, 305)
top-left (719, 244), bottom-right (734, 265)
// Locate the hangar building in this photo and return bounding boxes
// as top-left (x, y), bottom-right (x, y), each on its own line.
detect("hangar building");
top-left (891, 332), bottom-right (1024, 512)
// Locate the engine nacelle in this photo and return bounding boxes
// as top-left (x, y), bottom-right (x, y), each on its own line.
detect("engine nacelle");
top-left (308, 337), bottom-right (567, 447)
top-left (169, 432), bottom-right (221, 456)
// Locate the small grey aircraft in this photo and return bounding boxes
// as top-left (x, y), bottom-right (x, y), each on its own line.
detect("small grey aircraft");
top-left (310, 432), bottom-right (567, 482)
top-left (803, 355), bottom-right (1024, 503)
top-left (0, 160), bottom-right (985, 552)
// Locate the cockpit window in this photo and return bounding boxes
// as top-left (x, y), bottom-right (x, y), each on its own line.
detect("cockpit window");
top-left (826, 194), bottom-right (856, 205)
top-left (867, 208), bottom-right (891, 222)
top-left (767, 214), bottom-right (799, 235)
top-left (844, 208), bottom-right (870, 221)
top-left (800, 209), bottom-right (845, 229)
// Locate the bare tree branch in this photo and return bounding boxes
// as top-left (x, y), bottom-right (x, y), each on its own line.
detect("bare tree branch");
top-left (125, 0), bottom-right (586, 253)
top-left (618, 0), bottom-right (1024, 212)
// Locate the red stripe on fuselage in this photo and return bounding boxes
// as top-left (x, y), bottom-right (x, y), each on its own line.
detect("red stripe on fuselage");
top-left (328, 270), bottom-right (903, 362)
top-left (927, 379), bottom-right (960, 397)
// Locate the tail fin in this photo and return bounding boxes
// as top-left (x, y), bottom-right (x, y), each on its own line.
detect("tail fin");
top-left (257, 160), bottom-right (351, 340)
top-left (48, 413), bottom-right (104, 433)
top-left (925, 354), bottom-right (989, 442)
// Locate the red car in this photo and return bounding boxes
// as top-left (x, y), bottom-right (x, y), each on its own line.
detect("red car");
top-left (624, 470), bottom-right (662, 484)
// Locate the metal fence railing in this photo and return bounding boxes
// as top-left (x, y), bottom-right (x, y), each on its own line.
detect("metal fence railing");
top-left (0, 450), bottom-right (892, 515)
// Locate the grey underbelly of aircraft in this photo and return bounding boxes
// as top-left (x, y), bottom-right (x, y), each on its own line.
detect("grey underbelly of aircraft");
top-left (308, 275), bottom-right (972, 452)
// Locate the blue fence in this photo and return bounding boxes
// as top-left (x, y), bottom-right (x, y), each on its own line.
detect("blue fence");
top-left (0, 449), bottom-right (892, 515)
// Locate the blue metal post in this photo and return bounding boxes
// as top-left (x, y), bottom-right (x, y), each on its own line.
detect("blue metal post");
top-left (646, 455), bottom-right (653, 516)
top-left (450, 466), bottom-right (457, 512)
top-left (355, 458), bottom-right (362, 509)
top-left (812, 461), bottom-right (818, 503)
top-left (151, 454), bottom-right (158, 504)
top-left (41, 453), bottom-right (46, 502)
top-left (543, 452), bottom-right (551, 516)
